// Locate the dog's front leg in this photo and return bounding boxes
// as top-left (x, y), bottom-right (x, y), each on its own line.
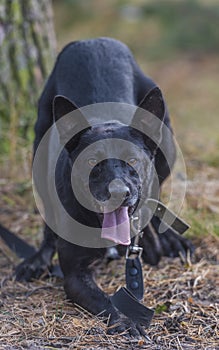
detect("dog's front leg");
top-left (15, 225), bottom-right (57, 281)
top-left (58, 239), bottom-right (146, 337)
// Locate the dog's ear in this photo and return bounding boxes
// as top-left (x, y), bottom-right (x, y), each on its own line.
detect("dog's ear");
top-left (53, 95), bottom-right (78, 122)
top-left (131, 86), bottom-right (165, 152)
top-left (53, 95), bottom-right (90, 152)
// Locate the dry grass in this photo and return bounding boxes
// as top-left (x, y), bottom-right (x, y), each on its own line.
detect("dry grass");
top-left (0, 170), bottom-right (218, 350)
top-left (0, 236), bottom-right (218, 349)
top-left (0, 237), bottom-right (219, 350)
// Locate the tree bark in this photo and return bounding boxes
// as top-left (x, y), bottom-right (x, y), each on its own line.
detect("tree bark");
top-left (0, 0), bottom-right (56, 104)
top-left (0, 0), bottom-right (56, 177)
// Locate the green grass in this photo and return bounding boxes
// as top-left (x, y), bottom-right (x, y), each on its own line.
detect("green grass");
top-left (184, 208), bottom-right (219, 238)
top-left (141, 0), bottom-right (219, 57)
top-left (53, 0), bottom-right (219, 59)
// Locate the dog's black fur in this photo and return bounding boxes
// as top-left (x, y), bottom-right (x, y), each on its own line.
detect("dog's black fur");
top-left (16, 38), bottom-right (193, 336)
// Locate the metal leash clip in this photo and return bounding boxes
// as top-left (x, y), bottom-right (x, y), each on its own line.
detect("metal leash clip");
top-left (126, 245), bottom-right (143, 259)
top-left (126, 214), bottom-right (143, 259)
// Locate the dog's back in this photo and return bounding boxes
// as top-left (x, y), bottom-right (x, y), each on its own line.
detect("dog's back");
top-left (55, 38), bottom-right (136, 106)
top-left (35, 38), bottom-right (156, 149)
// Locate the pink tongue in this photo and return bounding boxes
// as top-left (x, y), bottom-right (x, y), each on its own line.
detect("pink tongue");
top-left (101, 207), bottom-right (130, 245)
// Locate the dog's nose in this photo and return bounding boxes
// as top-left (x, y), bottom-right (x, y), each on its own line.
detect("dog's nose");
top-left (109, 180), bottom-right (130, 200)
top-left (110, 187), bottom-right (130, 199)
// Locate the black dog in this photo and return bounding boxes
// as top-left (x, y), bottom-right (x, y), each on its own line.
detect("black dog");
top-left (16, 38), bottom-right (193, 336)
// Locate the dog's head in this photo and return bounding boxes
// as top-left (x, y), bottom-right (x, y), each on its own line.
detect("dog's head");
top-left (53, 87), bottom-right (165, 245)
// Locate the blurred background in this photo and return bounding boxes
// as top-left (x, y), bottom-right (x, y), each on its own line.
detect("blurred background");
top-left (0, 0), bottom-right (218, 238)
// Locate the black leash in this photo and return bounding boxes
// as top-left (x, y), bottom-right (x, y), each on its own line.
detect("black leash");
top-left (111, 199), bottom-right (190, 328)
top-left (0, 199), bottom-right (189, 328)
top-left (111, 242), bottom-right (154, 328)
top-left (111, 212), bottom-right (154, 328)
top-left (147, 199), bottom-right (190, 235)
top-left (0, 223), bottom-right (36, 259)
top-left (0, 223), bottom-right (63, 278)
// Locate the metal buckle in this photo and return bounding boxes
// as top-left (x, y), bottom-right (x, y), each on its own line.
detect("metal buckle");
top-left (130, 215), bottom-right (140, 236)
top-left (128, 212), bottom-right (143, 259)
top-left (126, 245), bottom-right (143, 259)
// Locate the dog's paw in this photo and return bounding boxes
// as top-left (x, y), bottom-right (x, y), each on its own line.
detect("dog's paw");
top-left (107, 314), bottom-right (147, 338)
top-left (158, 229), bottom-right (195, 260)
top-left (140, 220), bottom-right (195, 265)
top-left (15, 252), bottom-right (50, 281)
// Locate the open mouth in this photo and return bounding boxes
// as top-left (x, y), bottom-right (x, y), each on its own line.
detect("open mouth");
top-left (100, 204), bottom-right (136, 246)
top-left (91, 196), bottom-right (138, 246)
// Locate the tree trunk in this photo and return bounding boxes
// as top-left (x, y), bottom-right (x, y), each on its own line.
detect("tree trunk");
top-left (0, 0), bottom-right (57, 177)
top-left (0, 0), bottom-right (56, 104)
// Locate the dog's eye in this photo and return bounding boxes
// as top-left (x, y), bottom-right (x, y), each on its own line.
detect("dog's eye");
top-left (127, 158), bottom-right (138, 166)
top-left (88, 158), bottom-right (98, 166)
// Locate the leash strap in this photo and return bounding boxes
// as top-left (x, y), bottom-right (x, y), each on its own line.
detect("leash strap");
top-left (111, 225), bottom-right (154, 328)
top-left (125, 249), bottom-right (144, 300)
top-left (147, 199), bottom-right (190, 235)
top-left (111, 200), bottom-right (189, 327)
top-left (0, 223), bottom-right (36, 259)
top-left (0, 224), bottom-right (63, 277)
top-left (126, 257), bottom-right (144, 300)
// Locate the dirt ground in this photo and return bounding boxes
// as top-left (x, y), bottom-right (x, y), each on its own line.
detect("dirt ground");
top-left (0, 177), bottom-right (218, 350)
